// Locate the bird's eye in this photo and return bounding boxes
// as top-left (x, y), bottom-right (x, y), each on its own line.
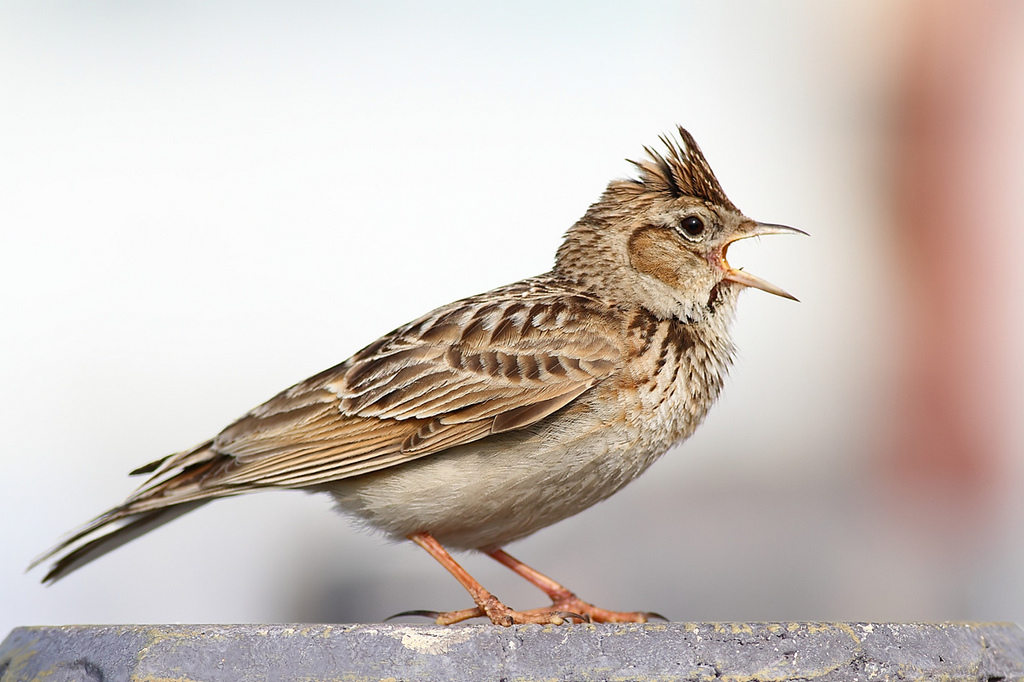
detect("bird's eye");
top-left (679, 216), bottom-right (705, 239)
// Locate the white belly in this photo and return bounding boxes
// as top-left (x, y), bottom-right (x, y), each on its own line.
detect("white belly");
top-left (328, 406), bottom-right (665, 550)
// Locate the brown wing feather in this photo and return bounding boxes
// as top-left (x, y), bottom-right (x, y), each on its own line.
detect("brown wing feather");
top-left (111, 279), bottom-right (622, 509)
top-left (167, 281), bottom-right (621, 490)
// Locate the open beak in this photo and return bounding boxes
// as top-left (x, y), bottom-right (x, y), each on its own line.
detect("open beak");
top-left (720, 222), bottom-right (806, 301)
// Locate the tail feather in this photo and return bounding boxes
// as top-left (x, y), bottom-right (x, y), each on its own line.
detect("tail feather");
top-left (33, 500), bottom-right (210, 583)
top-left (31, 439), bottom-right (235, 583)
top-left (129, 454), bottom-right (172, 476)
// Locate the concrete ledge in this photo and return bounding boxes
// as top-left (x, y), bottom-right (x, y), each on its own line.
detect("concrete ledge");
top-left (2, 622), bottom-right (1023, 681)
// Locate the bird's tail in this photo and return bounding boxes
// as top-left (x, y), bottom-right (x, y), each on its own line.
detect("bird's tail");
top-left (29, 500), bottom-right (211, 583)
top-left (30, 438), bottom-right (234, 582)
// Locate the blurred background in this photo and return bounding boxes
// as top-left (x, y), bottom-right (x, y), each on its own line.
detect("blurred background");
top-left (2, 0), bottom-right (1023, 637)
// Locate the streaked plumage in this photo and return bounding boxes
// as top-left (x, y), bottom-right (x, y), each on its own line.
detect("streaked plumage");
top-left (33, 127), bottom-right (801, 625)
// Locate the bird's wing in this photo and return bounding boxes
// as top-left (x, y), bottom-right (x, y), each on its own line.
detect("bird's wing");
top-left (127, 284), bottom-right (623, 506)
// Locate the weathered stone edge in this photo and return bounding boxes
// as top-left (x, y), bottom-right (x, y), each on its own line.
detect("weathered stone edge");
top-left (2, 622), bottom-right (1023, 682)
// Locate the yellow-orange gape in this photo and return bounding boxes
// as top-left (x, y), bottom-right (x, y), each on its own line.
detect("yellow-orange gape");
top-left (32, 128), bottom-right (803, 625)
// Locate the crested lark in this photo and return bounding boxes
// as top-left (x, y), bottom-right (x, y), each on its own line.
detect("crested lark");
top-left (33, 127), bottom-right (802, 626)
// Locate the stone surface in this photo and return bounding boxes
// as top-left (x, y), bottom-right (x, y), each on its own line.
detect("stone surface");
top-left (2, 622), bottom-right (1023, 681)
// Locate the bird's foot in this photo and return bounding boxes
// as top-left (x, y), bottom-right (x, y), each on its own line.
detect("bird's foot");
top-left (431, 593), bottom-right (587, 626)
top-left (392, 597), bottom-right (585, 626)
top-left (401, 534), bottom-right (664, 626)
top-left (530, 593), bottom-right (665, 623)
top-left (482, 548), bottom-right (666, 623)
top-left (394, 596), bottom-right (662, 626)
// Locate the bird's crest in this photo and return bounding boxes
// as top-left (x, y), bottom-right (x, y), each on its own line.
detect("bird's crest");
top-left (627, 127), bottom-right (738, 212)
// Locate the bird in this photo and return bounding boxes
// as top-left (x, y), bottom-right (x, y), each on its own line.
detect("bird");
top-left (31, 127), bottom-right (803, 626)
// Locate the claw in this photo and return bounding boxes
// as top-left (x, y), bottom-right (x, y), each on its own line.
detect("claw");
top-left (556, 611), bottom-right (591, 624)
top-left (384, 609), bottom-right (442, 621)
top-left (643, 611), bottom-right (669, 622)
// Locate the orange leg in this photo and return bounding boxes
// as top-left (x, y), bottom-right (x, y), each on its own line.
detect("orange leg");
top-left (407, 532), bottom-right (583, 626)
top-left (487, 548), bottom-right (660, 623)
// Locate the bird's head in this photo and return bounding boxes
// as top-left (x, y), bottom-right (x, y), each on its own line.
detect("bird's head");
top-left (555, 127), bottom-right (804, 323)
